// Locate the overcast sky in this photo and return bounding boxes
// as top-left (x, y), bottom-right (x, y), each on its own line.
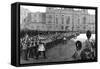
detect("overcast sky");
top-left (21, 5), bottom-right (95, 15)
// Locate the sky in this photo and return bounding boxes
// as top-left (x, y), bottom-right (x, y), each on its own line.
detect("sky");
top-left (21, 5), bottom-right (46, 12)
top-left (21, 5), bottom-right (95, 15)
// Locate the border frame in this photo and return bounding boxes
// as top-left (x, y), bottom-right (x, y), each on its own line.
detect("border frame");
top-left (11, 2), bottom-right (98, 67)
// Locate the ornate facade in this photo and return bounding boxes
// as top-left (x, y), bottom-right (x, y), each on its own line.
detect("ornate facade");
top-left (46, 7), bottom-right (95, 32)
top-left (20, 7), bottom-right (95, 33)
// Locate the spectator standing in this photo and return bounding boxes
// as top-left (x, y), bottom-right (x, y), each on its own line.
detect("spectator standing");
top-left (72, 41), bottom-right (82, 60)
top-left (22, 34), bottom-right (29, 60)
top-left (80, 30), bottom-right (95, 60)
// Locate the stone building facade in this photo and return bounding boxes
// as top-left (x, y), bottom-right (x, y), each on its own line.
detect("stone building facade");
top-left (22, 12), bottom-right (47, 31)
top-left (46, 8), bottom-right (73, 31)
top-left (20, 7), bottom-right (95, 33)
top-left (20, 7), bottom-right (30, 29)
top-left (46, 7), bottom-right (95, 32)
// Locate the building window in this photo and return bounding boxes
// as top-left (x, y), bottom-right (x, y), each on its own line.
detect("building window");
top-left (65, 26), bottom-right (69, 30)
top-left (83, 16), bottom-right (86, 24)
top-left (62, 15), bottom-right (64, 24)
top-left (48, 20), bottom-right (52, 24)
top-left (37, 26), bottom-right (40, 30)
top-left (66, 16), bottom-right (70, 24)
top-left (61, 26), bottom-right (64, 30)
top-left (24, 18), bottom-right (26, 23)
top-left (56, 16), bottom-right (58, 24)
top-left (48, 15), bottom-right (52, 24)
top-left (34, 20), bottom-right (37, 23)
top-left (42, 14), bottom-right (46, 24)
top-left (48, 15), bottom-right (52, 19)
top-left (56, 25), bottom-right (58, 28)
top-left (83, 16), bottom-right (86, 30)
top-left (34, 14), bottom-right (36, 17)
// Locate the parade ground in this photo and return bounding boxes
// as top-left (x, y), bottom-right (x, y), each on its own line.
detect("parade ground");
top-left (20, 38), bottom-right (76, 64)
top-left (20, 33), bottom-right (95, 64)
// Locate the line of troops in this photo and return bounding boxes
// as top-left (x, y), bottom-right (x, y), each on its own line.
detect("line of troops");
top-left (20, 35), bottom-right (47, 60)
